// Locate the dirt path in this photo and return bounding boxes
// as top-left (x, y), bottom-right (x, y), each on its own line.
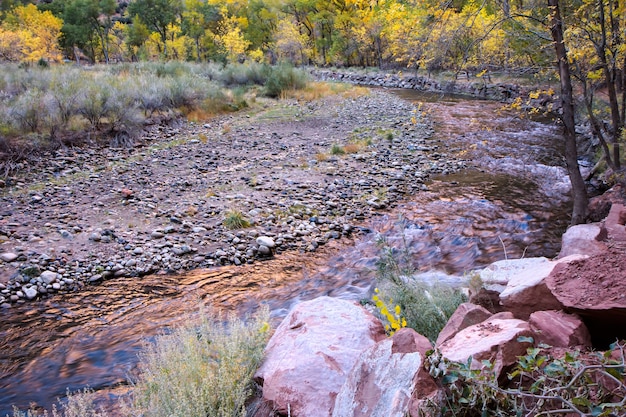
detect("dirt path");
top-left (0, 90), bottom-right (467, 305)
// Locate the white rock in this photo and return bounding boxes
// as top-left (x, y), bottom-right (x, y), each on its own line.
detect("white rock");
top-left (0, 252), bottom-right (18, 262)
top-left (40, 271), bottom-right (59, 285)
top-left (256, 236), bottom-right (275, 248)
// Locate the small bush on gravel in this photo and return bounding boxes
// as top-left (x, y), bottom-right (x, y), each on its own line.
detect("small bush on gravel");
top-left (223, 209), bottom-right (251, 229)
top-left (129, 307), bottom-right (270, 417)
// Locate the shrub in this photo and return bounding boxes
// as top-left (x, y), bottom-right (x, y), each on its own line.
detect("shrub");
top-left (428, 341), bottom-right (626, 417)
top-left (263, 63), bottom-right (308, 98)
top-left (330, 143), bottom-right (345, 155)
top-left (223, 209), bottom-right (251, 229)
top-left (130, 307), bottom-right (270, 417)
top-left (12, 388), bottom-right (109, 417)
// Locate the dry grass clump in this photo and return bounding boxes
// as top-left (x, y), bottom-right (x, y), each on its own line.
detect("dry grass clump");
top-left (129, 307), bottom-right (270, 417)
top-left (11, 388), bottom-right (109, 417)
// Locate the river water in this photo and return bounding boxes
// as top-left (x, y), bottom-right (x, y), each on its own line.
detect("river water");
top-left (0, 90), bottom-right (571, 415)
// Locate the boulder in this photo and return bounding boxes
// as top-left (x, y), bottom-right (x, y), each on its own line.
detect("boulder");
top-left (435, 303), bottom-right (492, 347)
top-left (546, 249), bottom-right (626, 347)
top-left (438, 318), bottom-right (533, 377)
top-left (497, 255), bottom-right (585, 319)
top-left (255, 297), bottom-right (386, 417)
top-left (528, 310), bottom-right (591, 348)
top-left (333, 328), bottom-right (439, 417)
top-left (558, 223), bottom-right (608, 258)
top-left (604, 203), bottom-right (626, 242)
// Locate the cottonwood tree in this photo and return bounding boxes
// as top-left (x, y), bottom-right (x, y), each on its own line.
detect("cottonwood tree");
top-left (0, 4), bottom-right (63, 62)
top-left (548, 0), bottom-right (589, 224)
top-left (127, 0), bottom-right (182, 58)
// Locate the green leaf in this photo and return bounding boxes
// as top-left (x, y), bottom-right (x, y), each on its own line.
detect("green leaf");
top-left (573, 396), bottom-right (591, 408)
top-left (544, 361), bottom-right (565, 376)
top-left (517, 336), bottom-right (534, 344)
top-left (442, 373), bottom-right (459, 385)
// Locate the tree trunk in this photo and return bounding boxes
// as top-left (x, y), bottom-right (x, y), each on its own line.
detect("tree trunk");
top-left (548, 0), bottom-right (589, 225)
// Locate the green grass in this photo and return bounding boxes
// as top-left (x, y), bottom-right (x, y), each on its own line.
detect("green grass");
top-left (223, 209), bottom-right (251, 230)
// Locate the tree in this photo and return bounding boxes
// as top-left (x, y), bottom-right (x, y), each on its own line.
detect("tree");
top-left (0, 4), bottom-right (63, 62)
top-left (127, 0), bottom-right (182, 58)
top-left (274, 19), bottom-right (310, 64)
top-left (61, 0), bottom-right (117, 63)
top-left (548, 0), bottom-right (589, 224)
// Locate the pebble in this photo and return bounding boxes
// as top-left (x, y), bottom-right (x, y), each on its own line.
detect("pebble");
top-left (256, 236), bottom-right (276, 248)
top-left (40, 271), bottom-right (59, 285)
top-left (0, 90), bottom-right (467, 305)
top-left (0, 252), bottom-right (18, 262)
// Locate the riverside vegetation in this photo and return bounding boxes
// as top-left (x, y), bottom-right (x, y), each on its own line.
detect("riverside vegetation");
top-left (0, 61), bottom-right (307, 176)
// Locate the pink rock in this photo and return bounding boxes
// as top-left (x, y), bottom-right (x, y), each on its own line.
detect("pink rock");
top-left (605, 203), bottom-right (626, 241)
top-left (438, 318), bottom-right (533, 377)
top-left (436, 303), bottom-right (492, 347)
top-left (255, 297), bottom-right (386, 417)
top-left (498, 255), bottom-right (585, 319)
top-left (558, 223), bottom-right (608, 258)
top-left (332, 328), bottom-right (440, 417)
top-left (529, 310), bottom-right (591, 348)
top-left (546, 250), bottom-right (626, 347)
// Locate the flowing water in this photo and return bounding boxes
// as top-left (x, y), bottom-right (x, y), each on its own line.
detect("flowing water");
top-left (0, 90), bottom-right (571, 415)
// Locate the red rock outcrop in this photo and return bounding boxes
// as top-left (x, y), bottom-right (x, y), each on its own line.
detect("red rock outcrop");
top-left (438, 318), bottom-right (534, 377)
top-left (546, 248), bottom-right (626, 347)
top-left (528, 310), bottom-right (592, 348)
top-left (435, 303), bottom-right (493, 347)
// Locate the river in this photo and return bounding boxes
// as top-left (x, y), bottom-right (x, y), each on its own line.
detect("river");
top-left (0, 89), bottom-right (571, 415)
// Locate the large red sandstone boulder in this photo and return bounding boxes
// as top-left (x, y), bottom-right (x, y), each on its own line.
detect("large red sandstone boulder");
top-left (497, 255), bottom-right (585, 319)
top-left (528, 310), bottom-right (592, 348)
top-left (332, 328), bottom-right (440, 417)
top-left (438, 318), bottom-right (533, 377)
top-left (254, 297), bottom-right (386, 417)
top-left (435, 303), bottom-right (492, 347)
top-left (558, 223), bottom-right (608, 258)
top-left (546, 249), bottom-right (626, 347)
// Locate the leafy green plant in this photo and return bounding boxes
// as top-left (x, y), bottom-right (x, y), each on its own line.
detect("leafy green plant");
top-left (130, 307), bottom-right (271, 417)
top-left (428, 341), bottom-right (626, 417)
top-left (223, 209), bottom-right (251, 229)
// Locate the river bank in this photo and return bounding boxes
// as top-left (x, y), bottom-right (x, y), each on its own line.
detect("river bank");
top-left (0, 90), bottom-right (466, 306)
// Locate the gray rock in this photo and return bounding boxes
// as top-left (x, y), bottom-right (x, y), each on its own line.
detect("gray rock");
top-left (0, 252), bottom-right (18, 262)
top-left (133, 247), bottom-right (144, 255)
top-left (151, 231), bottom-right (165, 239)
top-left (22, 287), bottom-right (38, 300)
top-left (40, 271), bottom-right (59, 285)
top-left (257, 245), bottom-right (272, 256)
top-left (256, 236), bottom-right (276, 248)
